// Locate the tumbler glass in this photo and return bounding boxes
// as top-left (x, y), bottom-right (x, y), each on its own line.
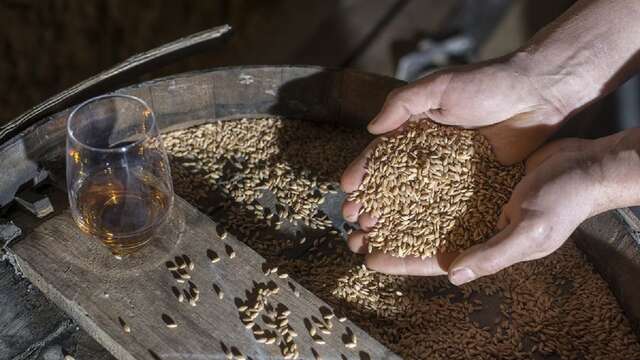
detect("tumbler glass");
top-left (66, 94), bottom-right (174, 256)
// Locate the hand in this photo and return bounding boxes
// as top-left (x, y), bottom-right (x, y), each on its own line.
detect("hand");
top-left (342, 58), bottom-right (570, 223)
top-left (354, 137), bottom-right (600, 283)
top-left (369, 58), bottom-right (570, 164)
top-left (349, 128), bottom-right (640, 285)
top-left (340, 58), bottom-right (572, 272)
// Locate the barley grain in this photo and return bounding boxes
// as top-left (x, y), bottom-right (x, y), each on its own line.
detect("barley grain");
top-left (225, 244), bottom-right (236, 259)
top-left (311, 348), bottom-right (322, 360)
top-left (176, 268), bottom-right (191, 280)
top-left (175, 256), bottom-right (186, 269)
top-left (118, 317), bottom-right (130, 333)
top-left (163, 118), bottom-right (640, 360)
top-left (183, 254), bottom-right (194, 271)
top-left (313, 335), bottom-right (326, 345)
top-left (349, 120), bottom-right (524, 258)
top-left (207, 249), bottom-right (220, 263)
top-left (162, 314), bottom-right (177, 328)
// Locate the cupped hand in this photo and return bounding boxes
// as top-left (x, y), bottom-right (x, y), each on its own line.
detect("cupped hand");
top-left (354, 136), bottom-right (603, 285)
top-left (340, 58), bottom-right (586, 283)
top-left (342, 58), bottom-right (569, 225)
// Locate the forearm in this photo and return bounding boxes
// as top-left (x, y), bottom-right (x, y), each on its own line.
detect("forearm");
top-left (511, 0), bottom-right (640, 119)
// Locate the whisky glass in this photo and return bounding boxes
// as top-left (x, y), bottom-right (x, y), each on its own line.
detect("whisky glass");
top-left (66, 94), bottom-right (174, 256)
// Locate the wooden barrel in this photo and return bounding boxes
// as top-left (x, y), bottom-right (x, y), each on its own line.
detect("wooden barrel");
top-left (0, 66), bottom-right (401, 207)
top-left (1, 66), bottom-right (639, 359)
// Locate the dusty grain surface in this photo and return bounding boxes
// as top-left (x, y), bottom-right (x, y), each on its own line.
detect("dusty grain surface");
top-left (163, 117), bottom-right (640, 360)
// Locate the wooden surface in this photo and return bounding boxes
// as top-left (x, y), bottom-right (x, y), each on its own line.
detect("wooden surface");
top-left (574, 209), bottom-right (640, 336)
top-left (8, 196), bottom-right (397, 360)
top-left (0, 260), bottom-right (72, 359)
top-left (0, 65), bottom-right (402, 359)
top-left (0, 259), bottom-right (115, 360)
top-left (3, 64), bottom-right (640, 358)
top-left (0, 66), bottom-right (403, 207)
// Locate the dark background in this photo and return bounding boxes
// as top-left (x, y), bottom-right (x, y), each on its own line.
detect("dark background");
top-left (3, 0), bottom-right (635, 138)
top-left (0, 0), bottom-right (574, 124)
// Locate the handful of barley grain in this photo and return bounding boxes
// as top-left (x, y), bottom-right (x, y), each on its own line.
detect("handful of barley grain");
top-left (348, 120), bottom-right (524, 258)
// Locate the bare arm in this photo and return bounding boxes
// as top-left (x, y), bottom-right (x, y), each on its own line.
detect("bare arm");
top-left (514, 0), bottom-right (640, 119)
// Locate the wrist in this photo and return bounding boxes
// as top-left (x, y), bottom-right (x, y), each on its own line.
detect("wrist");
top-left (586, 128), bottom-right (640, 214)
top-left (506, 49), bottom-right (598, 122)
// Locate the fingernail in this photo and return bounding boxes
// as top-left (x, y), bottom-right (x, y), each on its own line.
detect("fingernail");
top-left (344, 212), bottom-right (357, 222)
top-left (367, 116), bottom-right (380, 130)
top-left (450, 268), bottom-right (475, 286)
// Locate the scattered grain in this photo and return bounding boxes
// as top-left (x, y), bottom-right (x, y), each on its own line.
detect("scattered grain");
top-left (174, 256), bottom-right (186, 269)
top-left (183, 254), bottom-right (194, 271)
top-left (176, 268), bottom-right (191, 280)
top-left (118, 317), bottom-right (131, 333)
top-left (162, 314), bottom-right (177, 328)
top-left (213, 283), bottom-right (224, 300)
top-left (207, 249), bottom-right (220, 263)
top-left (163, 117), bottom-right (640, 359)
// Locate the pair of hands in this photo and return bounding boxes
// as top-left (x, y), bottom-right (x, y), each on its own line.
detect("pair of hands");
top-left (340, 58), bottom-right (622, 286)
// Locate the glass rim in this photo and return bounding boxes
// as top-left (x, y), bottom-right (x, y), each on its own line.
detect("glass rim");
top-left (67, 94), bottom-right (157, 153)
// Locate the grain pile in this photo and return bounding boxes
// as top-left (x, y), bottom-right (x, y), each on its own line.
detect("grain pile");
top-left (162, 118), bottom-right (640, 360)
top-left (348, 120), bottom-right (524, 258)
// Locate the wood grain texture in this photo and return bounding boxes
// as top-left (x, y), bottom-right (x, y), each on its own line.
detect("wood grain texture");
top-left (0, 259), bottom-right (116, 360)
top-left (9, 197), bottom-right (398, 360)
top-left (574, 210), bottom-right (640, 337)
top-left (0, 260), bottom-right (71, 359)
top-left (4, 64), bottom-right (640, 357)
top-left (0, 66), bottom-right (403, 207)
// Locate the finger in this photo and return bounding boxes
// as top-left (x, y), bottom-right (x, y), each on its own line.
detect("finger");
top-left (358, 212), bottom-right (378, 231)
top-left (340, 138), bottom-right (381, 193)
top-left (342, 200), bottom-right (362, 223)
top-left (367, 85), bottom-right (430, 135)
top-left (365, 251), bottom-right (459, 276)
top-left (497, 200), bottom-right (514, 230)
top-left (347, 231), bottom-right (369, 254)
top-left (497, 210), bottom-right (509, 230)
top-left (526, 138), bottom-right (590, 172)
top-left (447, 223), bottom-right (542, 286)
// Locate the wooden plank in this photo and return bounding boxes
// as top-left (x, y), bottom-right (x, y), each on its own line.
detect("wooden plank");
top-left (0, 260), bottom-right (72, 359)
top-left (574, 211), bottom-right (640, 336)
top-left (617, 207), bottom-right (640, 234)
top-left (9, 196), bottom-right (398, 360)
top-left (0, 66), bottom-right (403, 207)
top-left (0, 252), bottom-right (116, 360)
